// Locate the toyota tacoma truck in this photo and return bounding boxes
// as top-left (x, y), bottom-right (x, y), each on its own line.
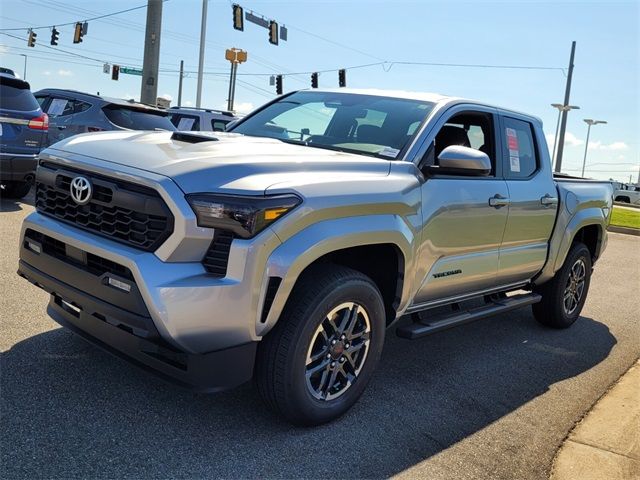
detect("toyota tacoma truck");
top-left (17, 89), bottom-right (613, 425)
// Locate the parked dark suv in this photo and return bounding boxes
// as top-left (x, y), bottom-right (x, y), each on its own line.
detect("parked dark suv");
top-left (34, 89), bottom-right (175, 147)
top-left (0, 74), bottom-right (48, 199)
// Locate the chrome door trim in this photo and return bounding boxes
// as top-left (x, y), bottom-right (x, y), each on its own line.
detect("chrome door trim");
top-left (406, 281), bottom-right (530, 313)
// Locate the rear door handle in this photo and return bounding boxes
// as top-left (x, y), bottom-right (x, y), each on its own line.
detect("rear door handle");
top-left (540, 194), bottom-right (558, 207)
top-left (489, 194), bottom-right (510, 208)
top-left (57, 126), bottom-right (66, 130)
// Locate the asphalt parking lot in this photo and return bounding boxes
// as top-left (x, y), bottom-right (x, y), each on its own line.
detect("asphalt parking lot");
top-left (2, 190), bottom-right (639, 480)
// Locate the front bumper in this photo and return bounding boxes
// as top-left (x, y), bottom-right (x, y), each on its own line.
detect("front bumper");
top-left (18, 256), bottom-right (257, 393)
top-left (0, 153), bottom-right (38, 182)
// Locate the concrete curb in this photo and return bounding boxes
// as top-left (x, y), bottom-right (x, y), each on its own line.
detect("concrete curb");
top-left (608, 226), bottom-right (640, 236)
top-left (551, 361), bottom-right (640, 480)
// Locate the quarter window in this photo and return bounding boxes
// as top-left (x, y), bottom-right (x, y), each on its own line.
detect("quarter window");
top-left (502, 117), bottom-right (538, 178)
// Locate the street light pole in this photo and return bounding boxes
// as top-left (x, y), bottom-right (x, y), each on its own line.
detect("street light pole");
top-left (581, 119), bottom-right (607, 177)
top-left (551, 103), bottom-right (579, 169)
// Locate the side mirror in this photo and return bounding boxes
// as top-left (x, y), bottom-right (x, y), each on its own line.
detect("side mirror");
top-left (429, 145), bottom-right (491, 176)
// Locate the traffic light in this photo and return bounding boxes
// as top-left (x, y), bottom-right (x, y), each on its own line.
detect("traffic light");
top-left (268, 20), bottom-right (278, 45)
top-left (73, 22), bottom-right (83, 43)
top-left (232, 4), bottom-right (244, 30)
top-left (311, 72), bottom-right (318, 89)
top-left (50, 27), bottom-right (59, 46)
top-left (338, 69), bottom-right (346, 87)
top-left (27, 29), bottom-right (37, 47)
top-left (275, 74), bottom-right (283, 95)
top-left (112, 65), bottom-right (120, 81)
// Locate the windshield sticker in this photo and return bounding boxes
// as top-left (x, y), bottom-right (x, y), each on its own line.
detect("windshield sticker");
top-left (47, 98), bottom-right (68, 117)
top-left (510, 156), bottom-right (521, 172)
top-left (378, 146), bottom-right (400, 158)
top-left (177, 117), bottom-right (195, 130)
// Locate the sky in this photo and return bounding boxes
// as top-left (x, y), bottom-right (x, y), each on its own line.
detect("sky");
top-left (1, 0), bottom-right (638, 182)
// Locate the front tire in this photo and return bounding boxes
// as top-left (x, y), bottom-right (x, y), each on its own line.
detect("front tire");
top-left (256, 264), bottom-right (386, 426)
top-left (533, 242), bottom-right (592, 328)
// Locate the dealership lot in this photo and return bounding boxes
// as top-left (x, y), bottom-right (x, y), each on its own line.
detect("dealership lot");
top-left (2, 191), bottom-right (639, 480)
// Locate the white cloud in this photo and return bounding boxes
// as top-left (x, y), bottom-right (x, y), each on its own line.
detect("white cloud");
top-left (159, 93), bottom-right (173, 101)
top-left (42, 70), bottom-right (51, 76)
top-left (183, 100), bottom-right (193, 107)
top-left (588, 141), bottom-right (629, 151)
top-left (57, 69), bottom-right (73, 77)
top-left (0, 45), bottom-right (8, 55)
top-left (545, 131), bottom-right (583, 149)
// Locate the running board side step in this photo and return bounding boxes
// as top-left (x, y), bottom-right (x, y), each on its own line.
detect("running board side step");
top-left (396, 292), bottom-right (542, 340)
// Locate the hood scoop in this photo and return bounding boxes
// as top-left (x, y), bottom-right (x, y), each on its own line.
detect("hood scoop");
top-left (171, 131), bottom-right (220, 144)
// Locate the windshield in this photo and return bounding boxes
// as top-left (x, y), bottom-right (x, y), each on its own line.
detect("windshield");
top-left (102, 105), bottom-right (176, 131)
top-left (230, 91), bottom-right (434, 159)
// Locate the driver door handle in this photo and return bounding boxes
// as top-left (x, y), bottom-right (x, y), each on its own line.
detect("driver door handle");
top-left (540, 194), bottom-right (558, 206)
top-left (489, 194), bottom-right (510, 208)
top-left (57, 126), bottom-right (67, 130)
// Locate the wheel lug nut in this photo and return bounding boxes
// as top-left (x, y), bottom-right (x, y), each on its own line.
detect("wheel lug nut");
top-left (340, 357), bottom-right (346, 363)
top-left (330, 362), bottom-right (336, 367)
top-left (331, 340), bottom-right (337, 345)
top-left (345, 343), bottom-right (350, 348)
top-left (326, 354), bottom-right (331, 359)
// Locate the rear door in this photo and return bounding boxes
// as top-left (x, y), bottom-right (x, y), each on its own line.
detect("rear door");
top-left (496, 114), bottom-right (558, 284)
top-left (43, 95), bottom-right (77, 146)
top-left (102, 104), bottom-right (176, 131)
top-left (0, 77), bottom-right (46, 155)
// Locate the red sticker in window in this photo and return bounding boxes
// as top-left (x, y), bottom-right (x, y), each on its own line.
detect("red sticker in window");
top-left (506, 128), bottom-right (519, 150)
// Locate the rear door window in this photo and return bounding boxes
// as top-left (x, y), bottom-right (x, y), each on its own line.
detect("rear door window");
top-left (169, 114), bottom-right (199, 131)
top-left (103, 105), bottom-right (175, 131)
top-left (0, 85), bottom-right (39, 111)
top-left (212, 119), bottom-right (229, 131)
top-left (501, 117), bottom-right (538, 178)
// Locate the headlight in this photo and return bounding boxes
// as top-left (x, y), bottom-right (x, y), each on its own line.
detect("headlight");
top-left (186, 193), bottom-right (301, 238)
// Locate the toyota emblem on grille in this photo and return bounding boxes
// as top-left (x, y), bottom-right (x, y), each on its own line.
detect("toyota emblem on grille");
top-left (70, 176), bottom-right (92, 205)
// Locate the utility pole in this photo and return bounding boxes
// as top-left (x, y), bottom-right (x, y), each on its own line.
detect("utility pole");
top-left (19, 54), bottom-right (27, 80)
top-left (177, 60), bottom-right (184, 107)
top-left (196, 0), bottom-right (208, 108)
top-left (225, 48), bottom-right (247, 112)
top-left (555, 41), bottom-right (577, 173)
top-left (140, 0), bottom-right (163, 105)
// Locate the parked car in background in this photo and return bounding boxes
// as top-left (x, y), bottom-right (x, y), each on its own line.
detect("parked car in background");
top-left (34, 89), bottom-right (175, 147)
top-left (167, 106), bottom-right (237, 132)
top-left (0, 74), bottom-right (48, 199)
top-left (0, 67), bottom-right (16, 77)
top-left (614, 185), bottom-right (640, 204)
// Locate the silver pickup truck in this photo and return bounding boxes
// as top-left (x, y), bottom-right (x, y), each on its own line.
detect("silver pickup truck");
top-left (18, 89), bottom-right (613, 425)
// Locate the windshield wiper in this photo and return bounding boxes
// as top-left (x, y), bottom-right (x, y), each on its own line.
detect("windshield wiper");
top-left (278, 138), bottom-right (390, 159)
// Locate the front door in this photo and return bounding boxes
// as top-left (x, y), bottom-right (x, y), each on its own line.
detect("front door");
top-left (412, 107), bottom-right (509, 305)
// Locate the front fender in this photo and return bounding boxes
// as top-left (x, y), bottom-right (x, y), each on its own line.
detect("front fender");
top-left (257, 214), bottom-right (416, 336)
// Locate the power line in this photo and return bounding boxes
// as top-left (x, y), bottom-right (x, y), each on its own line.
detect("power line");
top-left (0, 2), bottom-right (157, 31)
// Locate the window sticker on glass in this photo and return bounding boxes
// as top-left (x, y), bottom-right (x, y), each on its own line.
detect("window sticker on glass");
top-left (510, 156), bottom-right (521, 172)
top-left (506, 127), bottom-right (519, 150)
top-left (177, 117), bottom-right (196, 130)
top-left (378, 146), bottom-right (400, 158)
top-left (47, 98), bottom-right (68, 117)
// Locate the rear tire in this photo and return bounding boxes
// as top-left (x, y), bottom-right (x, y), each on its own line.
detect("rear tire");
top-left (255, 264), bottom-right (386, 426)
top-left (1, 181), bottom-right (31, 199)
top-left (532, 242), bottom-right (592, 328)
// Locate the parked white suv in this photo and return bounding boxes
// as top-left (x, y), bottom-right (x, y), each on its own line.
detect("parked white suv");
top-left (167, 107), bottom-right (237, 132)
top-left (614, 185), bottom-right (640, 204)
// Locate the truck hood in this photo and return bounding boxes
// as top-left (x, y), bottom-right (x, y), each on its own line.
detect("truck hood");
top-left (47, 130), bottom-right (391, 194)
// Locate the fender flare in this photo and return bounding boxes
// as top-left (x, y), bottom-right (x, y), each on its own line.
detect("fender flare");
top-left (256, 214), bottom-right (416, 336)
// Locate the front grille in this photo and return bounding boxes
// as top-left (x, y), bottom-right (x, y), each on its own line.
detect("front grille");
top-left (35, 163), bottom-right (173, 251)
top-left (202, 230), bottom-right (233, 277)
